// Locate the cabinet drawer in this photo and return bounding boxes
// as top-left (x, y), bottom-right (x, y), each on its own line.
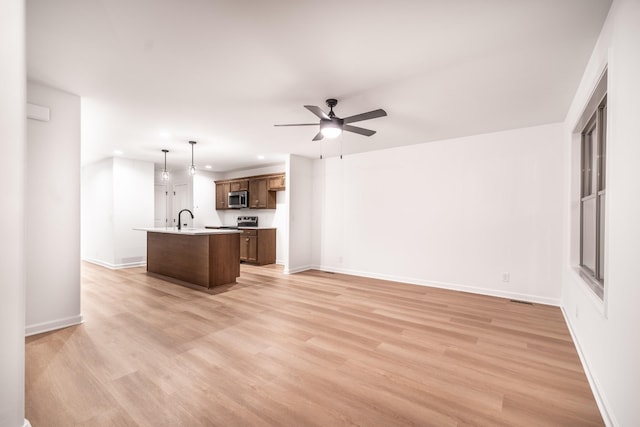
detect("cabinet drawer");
top-left (241, 229), bottom-right (257, 236)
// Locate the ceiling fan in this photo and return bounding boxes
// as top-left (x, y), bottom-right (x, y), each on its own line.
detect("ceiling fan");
top-left (275, 98), bottom-right (387, 141)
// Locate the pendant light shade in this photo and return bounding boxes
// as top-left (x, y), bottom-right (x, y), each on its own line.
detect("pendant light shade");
top-left (161, 149), bottom-right (170, 181)
top-left (188, 140), bottom-right (197, 176)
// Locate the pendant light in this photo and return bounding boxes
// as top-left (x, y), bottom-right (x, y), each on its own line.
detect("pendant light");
top-left (161, 149), bottom-right (170, 181)
top-left (188, 140), bottom-right (197, 176)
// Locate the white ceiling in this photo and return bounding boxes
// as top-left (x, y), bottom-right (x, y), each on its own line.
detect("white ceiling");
top-left (27, 0), bottom-right (611, 172)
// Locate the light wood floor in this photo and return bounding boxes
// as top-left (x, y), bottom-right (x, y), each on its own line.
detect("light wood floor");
top-left (26, 262), bottom-right (603, 426)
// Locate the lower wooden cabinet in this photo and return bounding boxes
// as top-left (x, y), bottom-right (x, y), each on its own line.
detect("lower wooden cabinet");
top-left (239, 229), bottom-right (276, 265)
top-left (239, 230), bottom-right (257, 263)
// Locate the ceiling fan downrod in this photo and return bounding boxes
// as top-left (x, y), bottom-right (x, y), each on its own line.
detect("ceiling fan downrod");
top-left (326, 98), bottom-right (338, 118)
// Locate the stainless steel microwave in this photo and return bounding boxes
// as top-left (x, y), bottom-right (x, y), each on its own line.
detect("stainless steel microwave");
top-left (228, 190), bottom-right (248, 209)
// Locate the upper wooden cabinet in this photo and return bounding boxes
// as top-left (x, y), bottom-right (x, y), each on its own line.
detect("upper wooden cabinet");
top-left (268, 174), bottom-right (286, 191)
top-left (229, 179), bottom-right (249, 192)
top-left (250, 178), bottom-right (276, 209)
top-left (216, 173), bottom-right (284, 210)
top-left (216, 182), bottom-right (229, 210)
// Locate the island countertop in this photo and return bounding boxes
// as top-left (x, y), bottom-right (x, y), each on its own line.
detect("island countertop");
top-left (135, 227), bottom-right (242, 235)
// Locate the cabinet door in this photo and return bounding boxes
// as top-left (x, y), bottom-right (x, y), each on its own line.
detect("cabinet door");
top-left (249, 178), bottom-right (268, 208)
top-left (216, 182), bottom-right (229, 210)
top-left (256, 229), bottom-right (276, 265)
top-left (154, 185), bottom-right (168, 227)
top-left (173, 183), bottom-right (190, 227)
top-left (240, 231), bottom-right (257, 262)
top-left (229, 180), bottom-right (249, 192)
top-left (267, 174), bottom-right (286, 191)
top-left (239, 233), bottom-right (248, 260)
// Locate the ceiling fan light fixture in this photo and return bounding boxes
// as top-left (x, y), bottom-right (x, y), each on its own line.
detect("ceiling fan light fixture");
top-left (320, 121), bottom-right (342, 139)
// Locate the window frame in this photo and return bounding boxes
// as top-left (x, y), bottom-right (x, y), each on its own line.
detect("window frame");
top-left (578, 95), bottom-right (607, 299)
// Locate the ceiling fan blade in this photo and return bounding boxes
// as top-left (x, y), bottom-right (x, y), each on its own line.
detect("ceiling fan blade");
top-left (312, 132), bottom-right (324, 141)
top-left (274, 123), bottom-right (318, 127)
top-left (342, 109), bottom-right (387, 124)
top-left (305, 105), bottom-right (330, 120)
top-left (343, 124), bottom-right (376, 137)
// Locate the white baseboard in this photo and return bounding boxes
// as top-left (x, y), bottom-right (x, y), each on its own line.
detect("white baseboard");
top-left (25, 314), bottom-right (83, 337)
top-left (561, 307), bottom-right (615, 427)
top-left (24, 419), bottom-right (32, 427)
top-left (284, 264), bottom-right (314, 274)
top-left (304, 264), bottom-right (560, 306)
top-left (82, 257), bottom-right (146, 270)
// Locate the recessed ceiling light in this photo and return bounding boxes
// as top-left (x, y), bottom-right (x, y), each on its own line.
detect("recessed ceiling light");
top-left (205, 165), bottom-right (212, 169)
top-left (159, 131), bottom-right (171, 139)
top-left (257, 155), bottom-right (265, 160)
top-left (114, 150), bottom-right (123, 155)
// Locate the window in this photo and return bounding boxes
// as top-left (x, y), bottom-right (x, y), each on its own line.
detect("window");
top-left (580, 95), bottom-right (607, 298)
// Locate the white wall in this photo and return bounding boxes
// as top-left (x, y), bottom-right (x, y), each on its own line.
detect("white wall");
top-left (221, 164), bottom-right (285, 181)
top-left (286, 155), bottom-right (313, 273)
top-left (113, 158), bottom-right (154, 266)
top-left (192, 170), bottom-right (222, 228)
top-left (0, 0), bottom-right (26, 425)
top-left (272, 191), bottom-right (287, 264)
top-left (82, 158), bottom-right (115, 265)
top-left (26, 82), bottom-right (82, 336)
top-left (309, 123), bottom-right (564, 305)
top-left (561, 1), bottom-right (640, 425)
top-left (82, 157), bottom-right (154, 269)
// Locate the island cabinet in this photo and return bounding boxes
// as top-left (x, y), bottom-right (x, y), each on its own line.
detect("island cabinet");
top-left (216, 182), bottom-right (229, 210)
top-left (240, 228), bottom-right (276, 265)
top-left (249, 178), bottom-right (276, 209)
top-left (143, 229), bottom-right (241, 290)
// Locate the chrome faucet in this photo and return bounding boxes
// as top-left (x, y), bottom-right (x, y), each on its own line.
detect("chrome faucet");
top-left (177, 209), bottom-right (194, 230)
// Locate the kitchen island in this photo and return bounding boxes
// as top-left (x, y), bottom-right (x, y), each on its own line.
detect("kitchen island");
top-left (136, 228), bottom-right (241, 291)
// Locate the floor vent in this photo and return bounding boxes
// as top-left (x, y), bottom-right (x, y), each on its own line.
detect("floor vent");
top-left (510, 299), bottom-right (533, 305)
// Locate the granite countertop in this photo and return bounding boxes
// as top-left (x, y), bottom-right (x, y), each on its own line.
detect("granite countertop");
top-left (134, 227), bottom-right (242, 235)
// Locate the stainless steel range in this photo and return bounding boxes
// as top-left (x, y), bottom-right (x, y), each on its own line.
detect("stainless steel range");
top-left (237, 216), bottom-right (258, 227)
top-left (220, 216), bottom-right (258, 229)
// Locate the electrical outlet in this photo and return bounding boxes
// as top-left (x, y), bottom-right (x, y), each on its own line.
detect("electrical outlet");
top-left (502, 272), bottom-right (510, 283)
top-left (575, 306), bottom-right (580, 319)
top-left (337, 256), bottom-right (343, 265)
